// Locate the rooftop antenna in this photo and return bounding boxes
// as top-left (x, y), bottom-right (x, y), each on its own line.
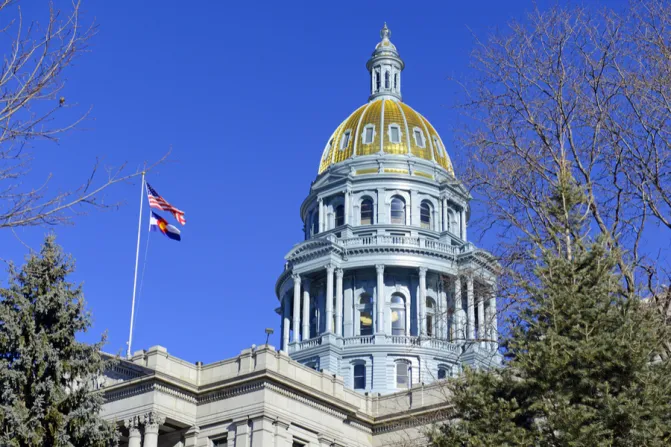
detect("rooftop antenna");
top-left (265, 328), bottom-right (274, 345)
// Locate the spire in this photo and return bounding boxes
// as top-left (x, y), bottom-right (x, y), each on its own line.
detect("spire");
top-left (367, 24), bottom-right (405, 102)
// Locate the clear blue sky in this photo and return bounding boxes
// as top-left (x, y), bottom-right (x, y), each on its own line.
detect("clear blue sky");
top-left (0, 0), bottom-right (633, 363)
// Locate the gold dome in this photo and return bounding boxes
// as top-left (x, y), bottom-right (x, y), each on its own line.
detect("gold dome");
top-left (318, 98), bottom-right (454, 175)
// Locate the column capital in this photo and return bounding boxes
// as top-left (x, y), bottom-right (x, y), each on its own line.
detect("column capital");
top-left (318, 197), bottom-right (324, 203)
top-left (124, 414), bottom-right (142, 430)
top-left (335, 268), bottom-right (344, 278)
top-left (325, 263), bottom-right (336, 273)
top-left (375, 264), bottom-right (385, 274)
top-left (418, 266), bottom-right (428, 277)
top-left (143, 411), bottom-right (165, 433)
top-left (292, 273), bottom-right (301, 284)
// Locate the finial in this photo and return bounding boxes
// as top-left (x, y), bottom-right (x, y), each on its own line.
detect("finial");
top-left (380, 23), bottom-right (390, 40)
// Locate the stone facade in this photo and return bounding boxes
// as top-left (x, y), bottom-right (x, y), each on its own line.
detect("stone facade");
top-left (101, 344), bottom-right (471, 446)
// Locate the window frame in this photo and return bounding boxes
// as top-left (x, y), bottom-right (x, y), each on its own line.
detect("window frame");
top-left (420, 201), bottom-right (432, 230)
top-left (353, 363), bottom-right (366, 390)
top-left (340, 130), bottom-right (352, 150)
top-left (413, 127), bottom-right (426, 148)
top-left (357, 293), bottom-right (374, 336)
top-left (390, 196), bottom-right (406, 225)
top-left (426, 297), bottom-right (436, 337)
top-left (396, 361), bottom-right (411, 389)
top-left (362, 124), bottom-right (376, 145)
top-left (335, 204), bottom-right (345, 227)
top-left (388, 124), bottom-right (402, 144)
top-left (390, 293), bottom-right (406, 336)
top-left (360, 198), bottom-right (374, 225)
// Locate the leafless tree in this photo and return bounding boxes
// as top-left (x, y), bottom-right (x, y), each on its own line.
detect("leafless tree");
top-left (457, 1), bottom-right (671, 309)
top-left (0, 0), bottom-right (164, 230)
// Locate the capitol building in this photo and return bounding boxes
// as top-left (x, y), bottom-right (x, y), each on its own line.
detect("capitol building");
top-left (101, 25), bottom-right (500, 447)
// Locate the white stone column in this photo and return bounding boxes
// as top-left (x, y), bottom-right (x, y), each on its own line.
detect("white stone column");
top-left (302, 278), bottom-right (311, 340)
top-left (325, 264), bottom-right (335, 333)
top-left (282, 295), bottom-right (290, 351)
top-left (440, 286), bottom-right (448, 340)
top-left (292, 274), bottom-right (301, 342)
top-left (418, 267), bottom-right (427, 336)
top-left (442, 198), bottom-right (448, 232)
top-left (183, 426), bottom-right (200, 447)
top-left (461, 207), bottom-right (467, 241)
top-left (467, 276), bottom-right (475, 340)
top-left (477, 291), bottom-right (485, 346)
top-left (142, 412), bottom-right (165, 447)
top-left (335, 268), bottom-right (344, 336)
top-left (125, 416), bottom-right (142, 447)
top-left (318, 198), bottom-right (324, 233)
top-left (375, 264), bottom-right (385, 333)
top-left (344, 190), bottom-right (350, 225)
top-left (453, 275), bottom-right (466, 340)
top-left (488, 284), bottom-right (498, 351)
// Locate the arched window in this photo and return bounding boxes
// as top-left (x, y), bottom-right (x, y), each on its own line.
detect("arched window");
top-left (358, 294), bottom-right (374, 336)
top-left (385, 71), bottom-right (390, 89)
top-left (438, 367), bottom-right (448, 380)
top-left (375, 71), bottom-right (381, 91)
top-left (360, 198), bottom-right (374, 225)
top-left (396, 361), bottom-right (411, 389)
top-left (426, 297), bottom-right (436, 337)
top-left (390, 197), bottom-right (405, 224)
top-left (335, 205), bottom-right (344, 227)
top-left (353, 363), bottom-right (366, 390)
top-left (391, 293), bottom-right (406, 336)
top-left (394, 73), bottom-right (398, 90)
top-left (420, 201), bottom-right (432, 229)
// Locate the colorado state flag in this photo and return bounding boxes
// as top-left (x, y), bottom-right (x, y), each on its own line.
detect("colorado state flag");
top-left (149, 211), bottom-right (181, 241)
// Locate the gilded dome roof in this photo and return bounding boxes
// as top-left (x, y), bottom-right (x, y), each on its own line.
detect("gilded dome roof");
top-left (318, 98), bottom-right (454, 175)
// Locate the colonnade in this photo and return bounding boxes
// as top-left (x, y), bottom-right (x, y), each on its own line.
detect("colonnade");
top-left (124, 412), bottom-right (165, 447)
top-left (281, 265), bottom-right (497, 351)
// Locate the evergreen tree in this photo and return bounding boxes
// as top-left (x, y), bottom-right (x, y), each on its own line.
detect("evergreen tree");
top-left (430, 170), bottom-right (671, 446)
top-left (0, 236), bottom-right (118, 446)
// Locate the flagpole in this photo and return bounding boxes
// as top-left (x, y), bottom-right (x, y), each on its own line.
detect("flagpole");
top-left (127, 171), bottom-right (145, 359)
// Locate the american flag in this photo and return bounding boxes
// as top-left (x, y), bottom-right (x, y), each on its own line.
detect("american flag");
top-left (146, 183), bottom-right (186, 225)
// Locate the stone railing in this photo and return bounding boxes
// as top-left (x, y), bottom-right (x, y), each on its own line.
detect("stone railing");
top-left (342, 335), bottom-right (375, 346)
top-left (340, 235), bottom-right (460, 256)
top-left (290, 334), bottom-right (461, 353)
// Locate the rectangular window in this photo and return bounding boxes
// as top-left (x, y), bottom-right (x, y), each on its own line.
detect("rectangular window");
top-left (390, 126), bottom-right (400, 143)
top-left (212, 438), bottom-right (228, 446)
top-left (364, 127), bottom-right (374, 144)
top-left (353, 364), bottom-right (366, 390)
top-left (396, 363), bottom-right (409, 388)
top-left (414, 129), bottom-right (424, 147)
top-left (360, 311), bottom-right (373, 336)
top-left (341, 131), bottom-right (351, 149)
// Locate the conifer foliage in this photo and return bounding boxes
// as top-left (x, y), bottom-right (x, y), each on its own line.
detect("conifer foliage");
top-left (0, 236), bottom-right (118, 446)
top-left (430, 172), bottom-right (671, 446)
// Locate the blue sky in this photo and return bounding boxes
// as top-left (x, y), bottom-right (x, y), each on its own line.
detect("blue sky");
top-left (0, 0), bottom-right (634, 363)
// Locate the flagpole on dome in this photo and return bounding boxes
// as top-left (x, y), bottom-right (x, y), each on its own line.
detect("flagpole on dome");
top-left (126, 170), bottom-right (146, 359)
